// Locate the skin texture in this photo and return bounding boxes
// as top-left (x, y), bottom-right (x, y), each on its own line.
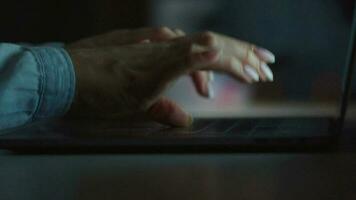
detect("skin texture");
top-left (65, 27), bottom-right (275, 127)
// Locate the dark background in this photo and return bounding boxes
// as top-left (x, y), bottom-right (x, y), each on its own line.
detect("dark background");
top-left (1, 0), bottom-right (356, 106)
top-left (1, 0), bottom-right (353, 43)
top-left (0, 0), bottom-right (148, 43)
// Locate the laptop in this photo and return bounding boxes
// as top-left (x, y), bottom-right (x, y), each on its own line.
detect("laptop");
top-left (0, 5), bottom-right (355, 153)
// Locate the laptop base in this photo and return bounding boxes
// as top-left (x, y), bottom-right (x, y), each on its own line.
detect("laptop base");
top-left (0, 117), bottom-right (339, 153)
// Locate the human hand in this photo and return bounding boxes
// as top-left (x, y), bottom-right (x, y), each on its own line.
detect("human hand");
top-left (66, 29), bottom-right (275, 127)
top-left (68, 27), bottom-right (215, 98)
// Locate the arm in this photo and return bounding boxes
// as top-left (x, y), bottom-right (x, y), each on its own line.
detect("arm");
top-left (0, 28), bottom-right (275, 130)
top-left (0, 43), bottom-right (75, 130)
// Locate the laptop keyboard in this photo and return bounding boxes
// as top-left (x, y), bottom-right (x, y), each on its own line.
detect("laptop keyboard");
top-left (0, 118), bottom-right (331, 139)
top-left (157, 118), bottom-right (331, 138)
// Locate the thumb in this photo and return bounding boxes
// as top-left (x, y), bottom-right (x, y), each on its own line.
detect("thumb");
top-left (147, 97), bottom-right (193, 127)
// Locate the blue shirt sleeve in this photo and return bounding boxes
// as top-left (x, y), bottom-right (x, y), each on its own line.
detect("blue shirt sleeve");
top-left (0, 43), bottom-right (75, 130)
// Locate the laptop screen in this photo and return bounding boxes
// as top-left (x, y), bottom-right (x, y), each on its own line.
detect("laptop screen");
top-left (150, 0), bottom-right (355, 118)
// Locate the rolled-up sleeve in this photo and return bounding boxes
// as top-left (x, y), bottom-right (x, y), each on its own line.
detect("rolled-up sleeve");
top-left (0, 43), bottom-right (75, 130)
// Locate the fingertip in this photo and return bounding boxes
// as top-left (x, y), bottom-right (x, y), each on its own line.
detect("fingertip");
top-left (244, 65), bottom-right (260, 82)
top-left (191, 71), bottom-right (209, 97)
top-left (190, 71), bottom-right (217, 99)
top-left (174, 28), bottom-right (186, 37)
top-left (152, 26), bottom-right (177, 41)
top-left (227, 58), bottom-right (254, 84)
top-left (261, 63), bottom-right (274, 82)
top-left (148, 98), bottom-right (193, 127)
top-left (254, 47), bottom-right (276, 63)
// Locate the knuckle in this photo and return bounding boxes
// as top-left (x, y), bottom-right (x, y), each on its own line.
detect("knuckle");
top-left (200, 31), bottom-right (216, 47)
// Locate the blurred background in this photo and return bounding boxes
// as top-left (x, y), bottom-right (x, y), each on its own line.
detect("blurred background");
top-left (0, 0), bottom-right (355, 120)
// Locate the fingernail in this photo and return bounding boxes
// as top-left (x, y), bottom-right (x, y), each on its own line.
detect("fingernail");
top-left (261, 63), bottom-right (274, 81)
top-left (208, 71), bottom-right (215, 82)
top-left (207, 81), bottom-right (215, 99)
top-left (244, 65), bottom-right (260, 82)
top-left (207, 71), bottom-right (215, 99)
top-left (255, 48), bottom-right (275, 63)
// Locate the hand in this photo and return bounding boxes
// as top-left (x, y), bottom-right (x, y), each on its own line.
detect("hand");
top-left (68, 27), bottom-right (215, 98)
top-left (66, 29), bottom-right (276, 127)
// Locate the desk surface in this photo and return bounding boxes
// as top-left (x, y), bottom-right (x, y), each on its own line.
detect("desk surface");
top-left (1, 151), bottom-right (356, 200)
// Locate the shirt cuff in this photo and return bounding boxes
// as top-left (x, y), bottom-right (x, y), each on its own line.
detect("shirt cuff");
top-left (26, 46), bottom-right (76, 120)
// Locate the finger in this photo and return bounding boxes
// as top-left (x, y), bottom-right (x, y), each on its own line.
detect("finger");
top-left (190, 71), bottom-right (208, 97)
top-left (253, 47), bottom-right (275, 82)
top-left (260, 62), bottom-right (274, 82)
top-left (173, 28), bottom-right (186, 37)
top-left (187, 32), bottom-right (254, 82)
top-left (241, 45), bottom-right (268, 81)
top-left (148, 97), bottom-right (193, 127)
top-left (220, 57), bottom-right (254, 84)
top-left (192, 31), bottom-right (218, 48)
top-left (238, 43), bottom-right (275, 82)
top-left (149, 26), bottom-right (180, 42)
top-left (190, 71), bottom-right (214, 98)
top-left (188, 49), bottom-right (252, 83)
top-left (253, 47), bottom-right (275, 64)
top-left (191, 32), bottom-right (274, 82)
top-left (189, 48), bottom-right (221, 67)
top-left (173, 35), bottom-right (256, 84)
